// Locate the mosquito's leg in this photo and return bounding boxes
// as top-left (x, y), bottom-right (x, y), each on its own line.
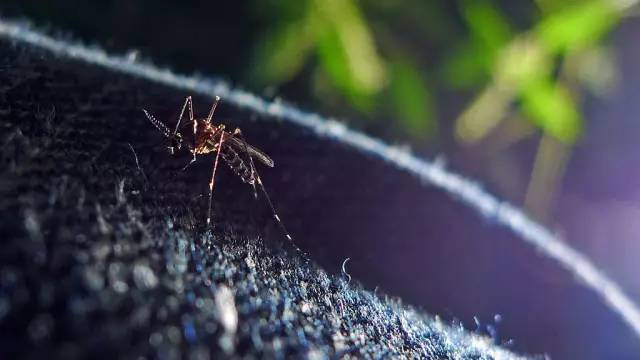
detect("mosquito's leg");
top-left (253, 172), bottom-right (294, 243)
top-left (232, 128), bottom-right (300, 251)
top-left (174, 96), bottom-right (194, 135)
top-left (207, 131), bottom-right (225, 226)
top-left (182, 119), bottom-right (198, 171)
top-left (206, 96), bottom-right (221, 122)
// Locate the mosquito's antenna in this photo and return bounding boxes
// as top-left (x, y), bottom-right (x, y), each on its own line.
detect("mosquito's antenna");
top-left (142, 109), bottom-right (171, 138)
top-left (206, 96), bottom-right (221, 122)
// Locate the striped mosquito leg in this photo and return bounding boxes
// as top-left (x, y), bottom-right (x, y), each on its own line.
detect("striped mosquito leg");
top-left (255, 176), bottom-right (294, 243)
top-left (182, 119), bottom-right (198, 171)
top-left (174, 95), bottom-right (193, 135)
top-left (207, 131), bottom-right (225, 226)
top-left (206, 96), bottom-right (220, 122)
top-left (232, 128), bottom-right (304, 256)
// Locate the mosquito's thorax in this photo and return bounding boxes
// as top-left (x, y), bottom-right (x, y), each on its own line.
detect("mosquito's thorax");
top-left (193, 121), bottom-right (225, 155)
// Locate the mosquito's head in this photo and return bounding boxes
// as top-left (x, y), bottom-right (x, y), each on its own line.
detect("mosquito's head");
top-left (167, 133), bottom-right (183, 155)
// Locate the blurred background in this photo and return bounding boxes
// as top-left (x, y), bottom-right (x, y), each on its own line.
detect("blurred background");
top-left (2, 0), bottom-right (640, 358)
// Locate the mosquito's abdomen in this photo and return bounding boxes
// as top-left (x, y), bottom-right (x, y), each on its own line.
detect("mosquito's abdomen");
top-left (221, 146), bottom-right (254, 185)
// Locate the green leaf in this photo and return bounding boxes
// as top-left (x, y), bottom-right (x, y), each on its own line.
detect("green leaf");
top-left (315, 26), bottom-right (373, 110)
top-left (442, 0), bottom-right (512, 89)
top-left (536, 0), bottom-right (619, 54)
top-left (462, 0), bottom-right (512, 51)
top-left (251, 20), bottom-right (314, 86)
top-left (312, 0), bottom-right (386, 110)
top-left (520, 78), bottom-right (582, 143)
top-left (495, 36), bottom-right (551, 89)
top-left (441, 41), bottom-right (494, 89)
top-left (388, 59), bottom-right (437, 138)
top-left (455, 84), bottom-right (513, 143)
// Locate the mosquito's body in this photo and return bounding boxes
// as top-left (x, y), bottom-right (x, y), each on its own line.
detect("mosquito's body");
top-left (190, 118), bottom-right (274, 185)
top-left (143, 96), bottom-right (295, 244)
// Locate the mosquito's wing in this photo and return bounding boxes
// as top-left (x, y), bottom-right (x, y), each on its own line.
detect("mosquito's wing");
top-left (226, 135), bottom-right (275, 168)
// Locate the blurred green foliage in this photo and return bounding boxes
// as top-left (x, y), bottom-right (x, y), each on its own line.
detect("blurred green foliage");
top-left (249, 0), bottom-right (626, 145)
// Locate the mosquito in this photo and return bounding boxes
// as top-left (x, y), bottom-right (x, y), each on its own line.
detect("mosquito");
top-left (142, 96), bottom-right (294, 242)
